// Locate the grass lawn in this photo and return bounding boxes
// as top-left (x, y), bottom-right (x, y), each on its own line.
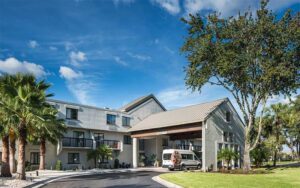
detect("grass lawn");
top-left (160, 168), bottom-right (300, 188)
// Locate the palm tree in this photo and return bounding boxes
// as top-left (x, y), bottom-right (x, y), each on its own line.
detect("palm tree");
top-left (263, 103), bottom-right (287, 167)
top-left (0, 124), bottom-right (11, 177)
top-left (217, 148), bottom-right (239, 170)
top-left (28, 105), bottom-right (66, 170)
top-left (87, 149), bottom-right (100, 168)
top-left (9, 129), bottom-right (17, 173)
top-left (87, 145), bottom-right (113, 168)
top-left (0, 104), bottom-right (12, 177)
top-left (98, 145), bottom-right (113, 164)
top-left (0, 73), bottom-right (52, 180)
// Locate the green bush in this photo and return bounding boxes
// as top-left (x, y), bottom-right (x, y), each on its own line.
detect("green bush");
top-left (25, 161), bottom-right (32, 171)
top-left (55, 160), bottom-right (62, 170)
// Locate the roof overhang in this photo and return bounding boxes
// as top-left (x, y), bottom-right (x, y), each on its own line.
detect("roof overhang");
top-left (131, 122), bottom-right (202, 138)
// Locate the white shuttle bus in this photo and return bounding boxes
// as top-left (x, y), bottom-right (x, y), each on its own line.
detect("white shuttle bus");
top-left (162, 149), bottom-right (201, 171)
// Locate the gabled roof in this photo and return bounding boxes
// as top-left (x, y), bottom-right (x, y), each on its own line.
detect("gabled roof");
top-left (119, 94), bottom-right (166, 112)
top-left (129, 98), bottom-right (228, 132)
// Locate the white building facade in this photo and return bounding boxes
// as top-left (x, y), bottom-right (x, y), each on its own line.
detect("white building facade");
top-left (0, 95), bottom-right (245, 171)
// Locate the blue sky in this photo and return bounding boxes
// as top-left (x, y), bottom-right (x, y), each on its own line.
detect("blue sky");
top-left (0, 0), bottom-right (299, 110)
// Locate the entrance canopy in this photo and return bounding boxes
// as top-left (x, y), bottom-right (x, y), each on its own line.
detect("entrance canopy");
top-left (131, 122), bottom-right (202, 138)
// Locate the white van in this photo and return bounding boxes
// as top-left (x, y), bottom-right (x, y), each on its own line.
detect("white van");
top-left (162, 149), bottom-right (201, 171)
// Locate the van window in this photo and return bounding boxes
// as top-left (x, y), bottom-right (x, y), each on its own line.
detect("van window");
top-left (181, 154), bottom-right (193, 160)
top-left (163, 154), bottom-right (171, 160)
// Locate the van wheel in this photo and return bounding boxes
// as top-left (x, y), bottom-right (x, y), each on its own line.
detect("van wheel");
top-left (197, 164), bottom-right (201, 169)
top-left (181, 164), bottom-right (186, 171)
top-left (168, 168), bottom-right (174, 171)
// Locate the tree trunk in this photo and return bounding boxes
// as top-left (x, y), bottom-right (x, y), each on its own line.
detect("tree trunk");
top-left (9, 133), bottom-right (16, 173)
top-left (1, 135), bottom-right (12, 177)
top-left (243, 141), bottom-right (251, 172)
top-left (273, 150), bottom-right (277, 167)
top-left (39, 138), bottom-right (46, 170)
top-left (16, 123), bottom-right (27, 180)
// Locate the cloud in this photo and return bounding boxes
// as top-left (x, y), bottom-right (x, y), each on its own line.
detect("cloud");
top-left (59, 66), bottom-right (82, 80)
top-left (114, 56), bottom-right (127, 66)
top-left (59, 66), bottom-right (95, 104)
top-left (183, 0), bottom-right (299, 17)
top-left (152, 0), bottom-right (181, 15)
top-left (49, 46), bottom-right (57, 51)
top-left (127, 52), bottom-right (151, 61)
top-left (0, 57), bottom-right (46, 77)
top-left (113, 0), bottom-right (135, 5)
top-left (164, 46), bottom-right (175, 54)
top-left (69, 51), bottom-right (87, 66)
top-left (64, 42), bottom-right (74, 51)
top-left (28, 40), bottom-right (39, 48)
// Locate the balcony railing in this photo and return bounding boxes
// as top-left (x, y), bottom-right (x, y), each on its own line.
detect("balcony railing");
top-left (96, 140), bottom-right (121, 150)
top-left (62, 137), bottom-right (93, 148)
top-left (175, 144), bottom-right (202, 151)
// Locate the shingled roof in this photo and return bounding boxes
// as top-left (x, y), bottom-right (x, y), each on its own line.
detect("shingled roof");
top-left (120, 94), bottom-right (166, 112)
top-left (129, 98), bottom-right (228, 132)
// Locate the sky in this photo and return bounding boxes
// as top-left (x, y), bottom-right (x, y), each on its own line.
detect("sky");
top-left (0, 0), bottom-right (299, 110)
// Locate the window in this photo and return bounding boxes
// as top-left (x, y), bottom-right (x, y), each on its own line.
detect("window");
top-left (223, 132), bottom-right (228, 142)
top-left (107, 114), bottom-right (116, 125)
top-left (163, 154), bottom-right (171, 160)
top-left (123, 135), bottom-right (132, 145)
top-left (218, 143), bottom-right (223, 151)
top-left (122, 116), bottom-right (130, 126)
top-left (139, 139), bottom-right (145, 151)
top-left (30, 152), bottom-right (40, 165)
top-left (66, 108), bottom-right (78, 120)
top-left (73, 131), bottom-right (84, 138)
top-left (229, 133), bottom-right (234, 142)
top-left (68, 153), bottom-right (80, 164)
top-left (181, 154), bottom-right (193, 160)
top-left (162, 138), bottom-right (168, 147)
top-left (94, 133), bottom-right (104, 141)
top-left (226, 111), bottom-right (231, 122)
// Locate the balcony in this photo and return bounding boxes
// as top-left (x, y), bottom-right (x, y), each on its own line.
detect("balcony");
top-left (175, 144), bottom-right (202, 151)
top-left (62, 137), bottom-right (93, 148)
top-left (96, 140), bottom-right (121, 150)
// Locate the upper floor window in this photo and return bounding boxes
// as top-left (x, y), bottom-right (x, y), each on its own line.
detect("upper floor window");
top-left (68, 153), bottom-right (80, 164)
top-left (94, 133), bottom-right (104, 141)
top-left (123, 135), bottom-right (132, 145)
top-left (229, 132), bottom-right (234, 142)
top-left (223, 132), bottom-right (234, 142)
top-left (107, 114), bottom-right (116, 125)
top-left (226, 111), bottom-right (231, 122)
top-left (73, 131), bottom-right (84, 138)
top-left (30, 152), bottom-right (40, 165)
top-left (223, 132), bottom-right (228, 142)
top-left (122, 116), bottom-right (130, 126)
top-left (66, 108), bottom-right (78, 120)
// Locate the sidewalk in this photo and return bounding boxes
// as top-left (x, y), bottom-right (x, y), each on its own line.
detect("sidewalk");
top-left (0, 167), bottom-right (169, 188)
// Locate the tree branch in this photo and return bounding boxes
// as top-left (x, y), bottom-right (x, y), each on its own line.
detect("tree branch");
top-left (249, 96), bottom-right (268, 151)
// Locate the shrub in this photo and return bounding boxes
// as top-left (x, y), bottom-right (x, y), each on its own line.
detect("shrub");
top-left (55, 160), bottom-right (62, 170)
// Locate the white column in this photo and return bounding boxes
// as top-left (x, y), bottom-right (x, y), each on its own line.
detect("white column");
top-left (202, 121), bottom-right (206, 171)
top-left (133, 137), bottom-right (139, 168)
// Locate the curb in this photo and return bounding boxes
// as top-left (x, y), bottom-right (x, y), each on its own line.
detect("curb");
top-left (152, 176), bottom-right (183, 188)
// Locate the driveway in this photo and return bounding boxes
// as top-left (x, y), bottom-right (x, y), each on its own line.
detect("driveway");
top-left (41, 171), bottom-right (166, 188)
